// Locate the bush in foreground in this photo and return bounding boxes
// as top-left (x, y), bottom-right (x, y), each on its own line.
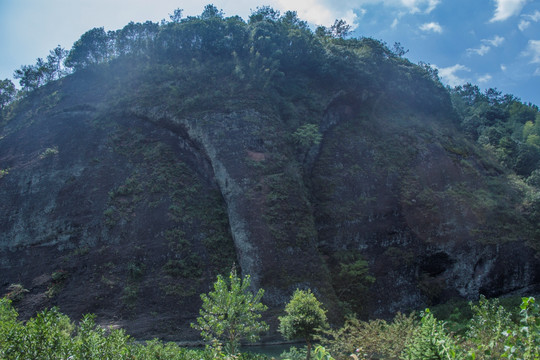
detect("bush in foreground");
top-left (0, 297), bottom-right (267, 360)
top-left (323, 296), bottom-right (539, 360)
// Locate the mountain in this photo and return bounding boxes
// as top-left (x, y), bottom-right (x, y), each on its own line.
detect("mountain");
top-left (1, 7), bottom-right (539, 340)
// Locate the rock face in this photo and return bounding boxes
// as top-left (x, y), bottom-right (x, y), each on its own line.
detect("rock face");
top-left (1, 63), bottom-right (539, 340)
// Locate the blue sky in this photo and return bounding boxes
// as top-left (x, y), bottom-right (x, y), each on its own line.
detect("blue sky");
top-left (1, 0), bottom-right (539, 106)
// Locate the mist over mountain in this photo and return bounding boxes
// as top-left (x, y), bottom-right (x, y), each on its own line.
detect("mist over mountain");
top-left (1, 6), bottom-right (539, 340)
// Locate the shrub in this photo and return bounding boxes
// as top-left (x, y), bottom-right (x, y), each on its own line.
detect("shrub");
top-left (502, 297), bottom-right (540, 359)
top-left (0, 168), bottom-right (8, 179)
top-left (39, 146), bottom-right (59, 159)
top-left (323, 312), bottom-right (418, 360)
top-left (4, 283), bottom-right (29, 302)
top-left (46, 270), bottom-right (69, 298)
top-left (464, 295), bottom-right (512, 359)
top-left (281, 346), bottom-right (308, 360)
top-left (401, 309), bottom-right (464, 360)
top-left (0, 297), bottom-right (273, 359)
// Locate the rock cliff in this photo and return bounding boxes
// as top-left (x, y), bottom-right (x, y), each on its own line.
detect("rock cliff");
top-left (1, 12), bottom-right (539, 339)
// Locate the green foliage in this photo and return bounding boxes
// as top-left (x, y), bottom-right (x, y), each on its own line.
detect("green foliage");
top-left (65, 27), bottom-right (111, 70)
top-left (279, 289), bottom-right (329, 360)
top-left (13, 63), bottom-right (45, 91)
top-left (0, 298), bottom-right (21, 342)
top-left (52, 270), bottom-right (69, 282)
top-left (46, 270), bottom-right (69, 298)
top-left (323, 313), bottom-right (418, 360)
top-left (1, 291), bottom-right (538, 360)
top-left (39, 145), bottom-right (59, 159)
top-left (13, 46), bottom-right (69, 93)
top-left (0, 79), bottom-right (16, 109)
top-left (429, 298), bottom-right (474, 335)
top-left (200, 4), bottom-right (224, 20)
top-left (192, 267), bottom-right (269, 355)
top-left (321, 297), bottom-right (538, 360)
top-left (4, 284), bottom-right (29, 302)
top-left (44, 45), bottom-right (70, 80)
top-left (0, 298), bottom-right (270, 359)
top-left (17, 308), bottom-right (74, 359)
top-left (312, 345), bottom-right (336, 360)
top-left (113, 21), bottom-right (159, 57)
top-left (465, 295), bottom-right (513, 359)
top-left (451, 84), bottom-right (540, 178)
top-left (12, 0), bottom-right (443, 114)
top-left (281, 346), bottom-right (308, 360)
top-left (527, 169), bottom-right (540, 187)
top-left (401, 309), bottom-right (464, 360)
top-left (292, 124), bottom-right (323, 150)
top-left (330, 251), bottom-right (375, 316)
top-left (502, 297), bottom-right (540, 359)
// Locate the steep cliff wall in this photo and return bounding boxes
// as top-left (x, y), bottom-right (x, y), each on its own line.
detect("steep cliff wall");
top-left (1, 34), bottom-right (539, 340)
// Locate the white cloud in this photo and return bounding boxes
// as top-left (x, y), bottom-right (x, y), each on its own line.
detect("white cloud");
top-left (534, 68), bottom-right (540, 76)
top-left (525, 9), bottom-right (540, 21)
top-left (400, 0), bottom-right (440, 13)
top-left (423, 0), bottom-right (440, 13)
top-left (274, 0), bottom-right (360, 27)
top-left (419, 22), bottom-right (442, 33)
top-left (478, 74), bottom-right (492, 83)
top-left (436, 64), bottom-right (470, 87)
top-left (490, 0), bottom-right (529, 22)
top-left (467, 36), bottom-right (505, 56)
top-left (272, 0), bottom-right (442, 28)
top-left (391, 18), bottom-right (399, 28)
top-left (523, 40), bottom-right (540, 63)
top-left (519, 20), bottom-right (531, 30)
top-left (501, 64), bottom-right (507, 71)
top-left (485, 35), bottom-right (505, 47)
top-left (519, 10), bottom-right (540, 31)
top-left (467, 44), bottom-right (491, 56)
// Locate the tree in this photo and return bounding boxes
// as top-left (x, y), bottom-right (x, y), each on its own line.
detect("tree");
top-left (65, 27), bottom-right (111, 71)
top-left (280, 10), bottom-right (308, 30)
top-left (0, 79), bottom-right (16, 110)
top-left (315, 25), bottom-right (331, 38)
top-left (330, 19), bottom-right (351, 38)
top-left (418, 61), bottom-right (439, 82)
top-left (392, 42), bottom-right (409, 57)
top-left (191, 267), bottom-right (268, 355)
top-left (169, 8), bottom-right (183, 23)
top-left (14, 64), bottom-right (44, 92)
top-left (279, 289), bottom-right (329, 360)
top-left (45, 45), bottom-right (69, 81)
top-left (114, 21), bottom-right (159, 56)
top-left (11, 46), bottom-right (68, 94)
top-left (200, 4), bottom-right (224, 20)
top-left (249, 6), bottom-right (280, 23)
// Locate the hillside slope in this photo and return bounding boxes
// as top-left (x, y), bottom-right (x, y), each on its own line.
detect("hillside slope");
top-left (1, 7), bottom-right (539, 339)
